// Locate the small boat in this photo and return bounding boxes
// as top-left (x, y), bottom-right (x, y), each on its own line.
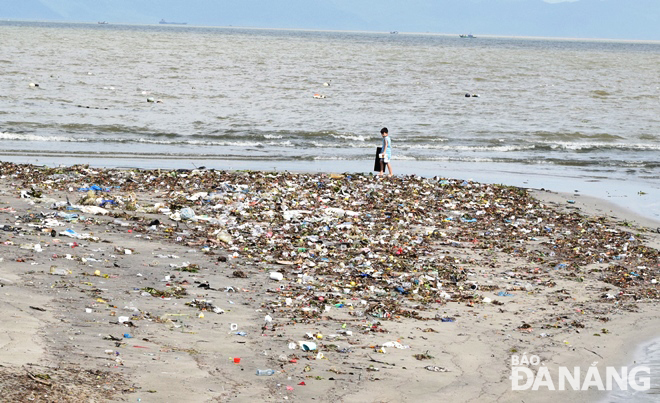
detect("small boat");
top-left (159, 19), bottom-right (187, 25)
top-left (98, 21), bottom-right (108, 25)
top-left (459, 34), bottom-right (476, 38)
top-left (390, 31), bottom-right (399, 34)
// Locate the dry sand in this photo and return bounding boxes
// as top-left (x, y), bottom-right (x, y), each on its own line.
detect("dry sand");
top-left (0, 163), bottom-right (658, 402)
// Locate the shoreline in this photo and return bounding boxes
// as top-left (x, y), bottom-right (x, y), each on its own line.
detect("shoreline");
top-left (599, 332), bottom-right (660, 402)
top-left (530, 189), bottom-right (660, 236)
top-left (0, 161), bottom-right (658, 402)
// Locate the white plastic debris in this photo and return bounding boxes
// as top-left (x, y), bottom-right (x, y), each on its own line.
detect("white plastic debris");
top-left (77, 205), bottom-right (109, 215)
top-left (180, 207), bottom-right (196, 220)
top-left (382, 341), bottom-right (410, 349)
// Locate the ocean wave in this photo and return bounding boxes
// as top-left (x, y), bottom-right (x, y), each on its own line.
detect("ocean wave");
top-left (404, 137), bottom-right (450, 143)
top-left (422, 155), bottom-right (660, 168)
top-left (529, 131), bottom-right (624, 141)
top-left (404, 144), bottom-right (537, 152)
top-left (134, 137), bottom-right (264, 147)
top-left (313, 156), bottom-right (345, 161)
top-left (4, 130), bottom-right (659, 156)
top-left (427, 156), bottom-right (496, 163)
top-left (389, 154), bottom-right (416, 161)
top-left (0, 131), bottom-right (296, 148)
top-left (0, 149), bottom-right (316, 161)
top-left (0, 132), bottom-right (89, 142)
top-left (535, 141), bottom-right (660, 152)
top-left (0, 147), bottom-right (656, 169)
top-left (329, 133), bottom-right (369, 142)
top-left (4, 130), bottom-right (659, 158)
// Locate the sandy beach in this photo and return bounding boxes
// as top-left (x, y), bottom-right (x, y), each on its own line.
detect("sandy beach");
top-left (0, 162), bottom-right (658, 402)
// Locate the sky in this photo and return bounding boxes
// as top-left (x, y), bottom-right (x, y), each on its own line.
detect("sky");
top-left (2, 0), bottom-right (659, 40)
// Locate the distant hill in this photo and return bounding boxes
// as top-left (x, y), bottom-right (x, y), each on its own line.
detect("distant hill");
top-left (1, 0), bottom-right (658, 40)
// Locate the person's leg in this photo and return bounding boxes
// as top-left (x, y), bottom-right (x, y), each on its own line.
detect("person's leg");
top-left (379, 159), bottom-right (384, 176)
top-left (386, 162), bottom-right (393, 177)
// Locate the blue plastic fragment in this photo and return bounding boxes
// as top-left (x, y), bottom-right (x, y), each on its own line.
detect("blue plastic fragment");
top-left (394, 286), bottom-right (408, 294)
top-left (78, 184), bottom-right (115, 192)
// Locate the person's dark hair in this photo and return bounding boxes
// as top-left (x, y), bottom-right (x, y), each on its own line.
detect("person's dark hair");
top-left (380, 127), bottom-right (388, 134)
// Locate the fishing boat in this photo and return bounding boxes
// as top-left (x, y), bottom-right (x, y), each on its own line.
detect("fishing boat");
top-left (459, 34), bottom-right (476, 38)
top-left (159, 19), bottom-right (187, 25)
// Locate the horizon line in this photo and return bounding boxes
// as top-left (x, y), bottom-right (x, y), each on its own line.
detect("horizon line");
top-left (1, 18), bottom-right (659, 43)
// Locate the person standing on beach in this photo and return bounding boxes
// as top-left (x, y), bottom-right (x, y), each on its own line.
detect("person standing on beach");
top-left (379, 127), bottom-right (393, 177)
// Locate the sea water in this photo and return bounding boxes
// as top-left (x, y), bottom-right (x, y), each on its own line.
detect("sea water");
top-left (602, 337), bottom-right (660, 402)
top-left (0, 21), bottom-right (659, 219)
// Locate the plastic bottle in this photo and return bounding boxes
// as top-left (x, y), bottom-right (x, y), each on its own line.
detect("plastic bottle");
top-left (256, 369), bottom-right (275, 376)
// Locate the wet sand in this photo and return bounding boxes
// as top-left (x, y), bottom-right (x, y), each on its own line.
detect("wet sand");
top-left (0, 162), bottom-right (658, 402)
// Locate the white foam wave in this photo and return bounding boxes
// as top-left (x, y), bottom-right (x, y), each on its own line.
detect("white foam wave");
top-left (0, 132), bottom-right (88, 142)
top-left (426, 157), bottom-right (496, 163)
top-left (330, 134), bottom-right (368, 142)
top-left (539, 141), bottom-right (660, 151)
top-left (134, 138), bottom-right (262, 147)
top-left (314, 156), bottom-right (343, 160)
top-left (390, 154), bottom-right (416, 161)
top-left (407, 144), bottom-right (536, 152)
